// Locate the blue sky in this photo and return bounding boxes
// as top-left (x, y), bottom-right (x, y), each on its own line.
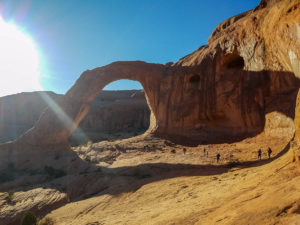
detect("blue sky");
top-left (1, 0), bottom-right (260, 94)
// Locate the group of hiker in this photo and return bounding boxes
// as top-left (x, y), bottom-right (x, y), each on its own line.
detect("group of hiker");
top-left (203, 148), bottom-right (221, 163)
top-left (207, 147), bottom-right (272, 163)
top-left (182, 147), bottom-right (273, 163)
top-left (258, 147), bottom-right (272, 160)
top-left (202, 148), bottom-right (221, 162)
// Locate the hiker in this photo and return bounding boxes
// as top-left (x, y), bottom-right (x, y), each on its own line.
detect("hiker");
top-left (183, 148), bottom-right (187, 155)
top-left (268, 147), bottom-right (272, 159)
top-left (258, 149), bottom-right (262, 160)
top-left (203, 148), bottom-right (206, 156)
top-left (216, 153), bottom-right (221, 163)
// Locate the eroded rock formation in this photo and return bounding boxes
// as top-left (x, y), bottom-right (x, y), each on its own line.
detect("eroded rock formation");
top-left (0, 0), bottom-right (299, 170)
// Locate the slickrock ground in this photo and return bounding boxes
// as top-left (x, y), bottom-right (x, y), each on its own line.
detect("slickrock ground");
top-left (42, 133), bottom-right (300, 225)
top-left (0, 126), bottom-right (296, 225)
top-left (0, 188), bottom-right (68, 225)
top-left (47, 159), bottom-right (300, 225)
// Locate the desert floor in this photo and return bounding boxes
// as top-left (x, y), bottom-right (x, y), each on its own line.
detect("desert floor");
top-left (42, 132), bottom-right (300, 225)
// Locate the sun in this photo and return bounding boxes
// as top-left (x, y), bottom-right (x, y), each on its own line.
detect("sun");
top-left (0, 18), bottom-right (42, 97)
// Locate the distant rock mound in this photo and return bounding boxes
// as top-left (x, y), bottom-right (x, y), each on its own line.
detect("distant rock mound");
top-left (0, 90), bottom-right (150, 145)
top-left (0, 91), bottom-right (61, 143)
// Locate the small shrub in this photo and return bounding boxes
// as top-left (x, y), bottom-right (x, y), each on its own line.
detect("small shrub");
top-left (21, 211), bottom-right (37, 225)
top-left (44, 166), bottom-right (66, 178)
top-left (84, 156), bottom-right (91, 162)
top-left (91, 158), bottom-right (98, 164)
top-left (38, 217), bottom-right (54, 225)
top-left (5, 189), bottom-right (15, 201)
top-left (100, 156), bottom-right (115, 165)
top-left (87, 140), bottom-right (93, 146)
top-left (107, 138), bottom-right (116, 142)
top-left (115, 144), bottom-right (121, 150)
top-left (171, 149), bottom-right (176, 154)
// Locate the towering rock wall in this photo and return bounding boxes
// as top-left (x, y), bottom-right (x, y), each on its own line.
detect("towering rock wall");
top-left (0, 0), bottom-right (299, 170)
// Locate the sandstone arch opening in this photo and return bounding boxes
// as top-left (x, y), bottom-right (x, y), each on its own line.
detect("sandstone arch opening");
top-left (69, 80), bottom-right (151, 146)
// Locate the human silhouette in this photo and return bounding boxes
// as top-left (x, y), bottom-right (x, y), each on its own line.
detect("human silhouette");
top-left (216, 153), bottom-right (220, 163)
top-left (268, 147), bottom-right (272, 159)
top-left (203, 148), bottom-right (206, 156)
top-left (183, 148), bottom-right (187, 155)
top-left (258, 149), bottom-right (262, 160)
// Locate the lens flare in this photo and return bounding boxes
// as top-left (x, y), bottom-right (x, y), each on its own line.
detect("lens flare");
top-left (0, 17), bottom-right (42, 97)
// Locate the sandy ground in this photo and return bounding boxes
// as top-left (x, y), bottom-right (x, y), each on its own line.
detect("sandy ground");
top-left (40, 131), bottom-right (300, 225)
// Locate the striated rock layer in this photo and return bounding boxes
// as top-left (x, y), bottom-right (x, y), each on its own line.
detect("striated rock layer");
top-left (0, 0), bottom-right (299, 170)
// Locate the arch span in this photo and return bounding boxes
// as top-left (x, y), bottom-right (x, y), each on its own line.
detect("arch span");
top-left (69, 83), bottom-right (151, 146)
top-left (16, 61), bottom-right (166, 147)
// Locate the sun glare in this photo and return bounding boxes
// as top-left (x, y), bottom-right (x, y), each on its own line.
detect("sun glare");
top-left (0, 17), bottom-right (42, 97)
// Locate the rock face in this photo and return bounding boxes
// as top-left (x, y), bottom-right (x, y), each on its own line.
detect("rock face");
top-left (0, 0), bottom-right (299, 170)
top-left (70, 90), bottom-right (150, 145)
top-left (0, 91), bottom-right (150, 145)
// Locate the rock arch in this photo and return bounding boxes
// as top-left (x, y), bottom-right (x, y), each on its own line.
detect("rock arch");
top-left (17, 61), bottom-right (166, 147)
